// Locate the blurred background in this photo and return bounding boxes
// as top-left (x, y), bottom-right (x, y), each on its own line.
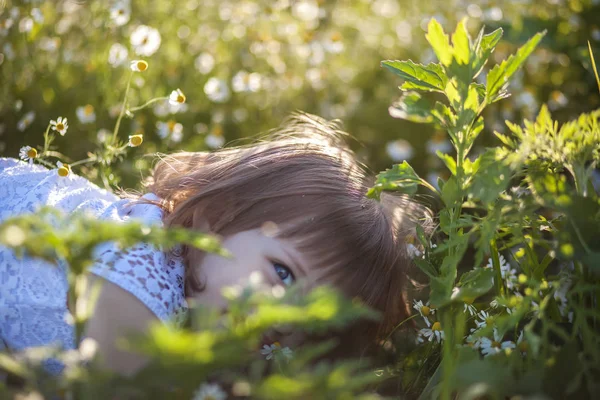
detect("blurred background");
top-left (1, 0), bottom-right (599, 190)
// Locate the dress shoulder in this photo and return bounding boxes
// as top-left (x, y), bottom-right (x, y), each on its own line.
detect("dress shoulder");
top-left (89, 194), bottom-right (188, 326)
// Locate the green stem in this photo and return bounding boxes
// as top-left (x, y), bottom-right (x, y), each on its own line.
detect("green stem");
top-left (42, 123), bottom-right (52, 155)
top-left (70, 156), bottom-right (98, 167)
top-left (490, 239), bottom-right (505, 296)
top-left (128, 96), bottom-right (169, 113)
top-left (112, 71), bottom-right (134, 145)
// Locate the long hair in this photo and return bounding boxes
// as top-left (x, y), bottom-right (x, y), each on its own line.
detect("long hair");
top-left (143, 112), bottom-right (433, 342)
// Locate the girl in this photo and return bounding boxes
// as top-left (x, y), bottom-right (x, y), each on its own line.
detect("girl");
top-left (0, 113), bottom-right (432, 376)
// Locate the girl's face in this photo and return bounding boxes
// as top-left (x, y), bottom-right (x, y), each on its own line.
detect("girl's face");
top-left (190, 228), bottom-right (314, 309)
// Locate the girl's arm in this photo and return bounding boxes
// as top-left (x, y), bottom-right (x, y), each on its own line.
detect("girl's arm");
top-left (83, 276), bottom-right (158, 376)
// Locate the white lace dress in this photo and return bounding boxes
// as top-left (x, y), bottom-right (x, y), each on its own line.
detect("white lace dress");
top-left (0, 158), bottom-right (188, 374)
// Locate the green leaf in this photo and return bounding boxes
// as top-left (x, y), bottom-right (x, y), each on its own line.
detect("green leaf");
top-left (426, 19), bottom-right (453, 66)
top-left (381, 60), bottom-right (447, 92)
top-left (472, 27), bottom-right (503, 78)
top-left (453, 268), bottom-right (495, 301)
top-left (486, 31), bottom-right (546, 102)
top-left (388, 91), bottom-right (434, 123)
top-left (437, 151), bottom-right (457, 175)
top-left (451, 20), bottom-right (470, 65)
top-left (467, 148), bottom-right (511, 204)
top-left (366, 161), bottom-right (421, 200)
top-left (431, 101), bottom-right (457, 129)
top-left (441, 175), bottom-right (461, 207)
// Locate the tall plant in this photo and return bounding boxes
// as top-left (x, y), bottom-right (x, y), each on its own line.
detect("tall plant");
top-left (372, 18), bottom-right (600, 399)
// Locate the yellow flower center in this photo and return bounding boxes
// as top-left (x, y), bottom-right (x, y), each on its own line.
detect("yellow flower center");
top-left (420, 306), bottom-right (431, 316)
top-left (58, 166), bottom-right (70, 177)
top-left (486, 317), bottom-right (494, 326)
top-left (464, 297), bottom-right (474, 305)
top-left (330, 32), bottom-right (342, 42)
top-left (137, 61), bottom-right (148, 71)
top-left (273, 341), bottom-right (281, 347)
top-left (84, 105), bottom-right (94, 115)
top-left (431, 322), bottom-right (442, 331)
top-left (130, 135), bottom-right (143, 146)
top-left (167, 120), bottom-right (177, 130)
top-left (27, 148), bottom-right (37, 158)
top-left (491, 340), bottom-right (501, 348)
top-left (56, 123), bottom-right (64, 130)
top-left (176, 94), bottom-right (185, 103)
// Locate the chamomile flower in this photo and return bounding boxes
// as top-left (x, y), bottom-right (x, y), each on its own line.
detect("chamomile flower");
top-left (260, 342), bottom-right (293, 361)
top-left (413, 299), bottom-right (435, 327)
top-left (110, 0), bottom-right (131, 27)
top-left (472, 309), bottom-right (493, 331)
top-left (192, 383), bottom-right (227, 400)
top-left (480, 328), bottom-right (515, 357)
top-left (463, 301), bottom-right (477, 316)
top-left (204, 77), bottom-right (231, 103)
top-left (108, 43), bottom-right (128, 67)
top-left (406, 243), bottom-right (422, 258)
top-left (156, 120), bottom-right (183, 139)
top-left (130, 25), bottom-right (161, 56)
top-left (56, 161), bottom-right (71, 177)
top-left (169, 88), bottom-right (186, 106)
top-left (204, 125), bottom-right (225, 149)
top-left (17, 111), bottom-right (36, 131)
top-left (128, 134), bottom-right (143, 147)
top-left (19, 146), bottom-right (37, 163)
top-left (416, 321), bottom-right (444, 344)
top-left (76, 105), bottom-right (96, 124)
top-left (465, 333), bottom-right (484, 349)
top-left (130, 59), bottom-right (148, 72)
top-left (50, 116), bottom-right (69, 135)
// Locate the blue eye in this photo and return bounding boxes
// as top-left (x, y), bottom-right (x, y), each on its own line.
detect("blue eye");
top-left (273, 263), bottom-right (295, 287)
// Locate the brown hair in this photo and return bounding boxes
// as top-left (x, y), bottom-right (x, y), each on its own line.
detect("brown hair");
top-left (144, 112), bottom-right (432, 344)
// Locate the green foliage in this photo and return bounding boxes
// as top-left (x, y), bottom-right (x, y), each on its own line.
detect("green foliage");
top-left (377, 17), bottom-right (600, 400)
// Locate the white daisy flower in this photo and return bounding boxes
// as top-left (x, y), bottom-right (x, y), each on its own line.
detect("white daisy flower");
top-left (130, 59), bottom-right (148, 72)
top-left (156, 120), bottom-right (183, 139)
top-left (17, 111), bottom-right (36, 131)
top-left (474, 310), bottom-right (492, 330)
top-left (128, 134), bottom-right (143, 147)
top-left (323, 31), bottom-right (344, 54)
top-left (19, 146), bottom-right (37, 163)
top-left (76, 105), bottom-right (96, 124)
top-left (108, 43), bottom-right (129, 67)
top-left (260, 342), bottom-right (293, 361)
top-left (406, 243), bottom-right (422, 258)
top-left (205, 132), bottom-right (225, 149)
top-left (416, 321), bottom-right (444, 344)
top-left (50, 116), bottom-right (69, 135)
top-left (464, 302), bottom-right (477, 316)
top-left (192, 383), bottom-right (227, 400)
top-left (204, 77), bottom-right (231, 103)
top-left (480, 328), bottom-right (515, 357)
top-left (386, 139), bottom-right (414, 161)
top-left (169, 88), bottom-right (186, 106)
top-left (413, 299), bottom-right (435, 327)
top-left (232, 70), bottom-right (262, 93)
top-left (465, 333), bottom-right (484, 349)
top-left (56, 161), bottom-right (71, 178)
top-left (194, 52), bottom-right (215, 74)
top-left (130, 25), bottom-right (161, 56)
top-left (110, 0), bottom-right (131, 26)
